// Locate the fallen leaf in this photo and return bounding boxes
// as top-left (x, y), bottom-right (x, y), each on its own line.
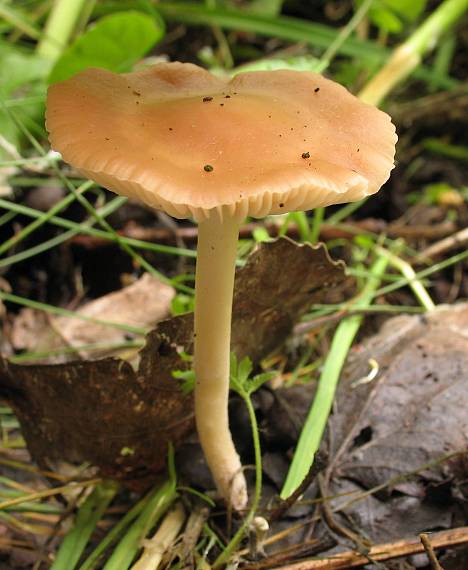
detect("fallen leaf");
top-left (1, 320), bottom-right (193, 489)
top-left (11, 273), bottom-right (175, 361)
top-left (328, 303), bottom-right (468, 541)
top-left (0, 238), bottom-right (347, 485)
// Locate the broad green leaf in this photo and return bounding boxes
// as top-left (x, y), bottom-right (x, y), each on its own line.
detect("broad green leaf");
top-left (237, 55), bottom-right (321, 74)
top-left (385, 0), bottom-right (427, 21)
top-left (360, 0), bottom-right (427, 34)
top-left (0, 45), bottom-right (50, 157)
top-left (48, 11), bottom-right (165, 84)
top-left (0, 46), bottom-right (50, 93)
top-left (370, 6), bottom-right (403, 33)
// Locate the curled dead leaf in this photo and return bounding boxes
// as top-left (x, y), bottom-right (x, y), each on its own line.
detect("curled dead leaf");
top-left (0, 238), bottom-right (347, 487)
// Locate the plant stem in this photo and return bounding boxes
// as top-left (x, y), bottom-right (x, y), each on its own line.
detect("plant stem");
top-left (0, 198), bottom-right (196, 259)
top-left (78, 495), bottom-right (147, 570)
top-left (0, 479), bottom-right (101, 511)
top-left (103, 479), bottom-right (177, 570)
top-left (281, 255), bottom-right (389, 498)
top-left (375, 246), bottom-right (435, 311)
top-left (213, 391), bottom-right (262, 568)
top-left (359, 0), bottom-right (468, 105)
top-left (194, 214), bottom-right (247, 510)
top-left (157, 2), bottom-right (456, 89)
top-left (130, 502), bottom-right (186, 570)
top-left (37, 0), bottom-right (89, 60)
top-left (310, 207), bottom-right (324, 244)
top-left (316, 0), bottom-right (374, 73)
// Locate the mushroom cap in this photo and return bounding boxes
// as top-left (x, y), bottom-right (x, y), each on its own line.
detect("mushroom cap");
top-left (46, 62), bottom-right (397, 222)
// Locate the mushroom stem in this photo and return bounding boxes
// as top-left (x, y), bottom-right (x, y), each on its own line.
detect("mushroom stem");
top-left (194, 213), bottom-right (247, 510)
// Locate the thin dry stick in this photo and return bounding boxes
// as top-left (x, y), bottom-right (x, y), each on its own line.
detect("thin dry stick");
top-left (420, 533), bottom-right (445, 570)
top-left (317, 475), bottom-right (370, 550)
top-left (238, 519), bottom-right (320, 557)
top-left (70, 219), bottom-right (456, 249)
top-left (415, 227), bottom-right (468, 262)
top-left (242, 537), bottom-right (335, 570)
top-left (179, 503), bottom-right (210, 566)
top-left (334, 450), bottom-right (465, 513)
top-left (0, 455), bottom-right (73, 481)
top-left (317, 475), bottom-right (388, 570)
top-left (0, 478), bottom-right (101, 511)
top-left (273, 526), bottom-right (468, 570)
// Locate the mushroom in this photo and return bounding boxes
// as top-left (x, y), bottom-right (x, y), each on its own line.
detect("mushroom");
top-left (46, 62), bottom-right (397, 510)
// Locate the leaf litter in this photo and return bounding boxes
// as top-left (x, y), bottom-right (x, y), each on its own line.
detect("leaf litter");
top-left (0, 238), bottom-right (347, 487)
top-left (2, 240), bottom-right (467, 567)
top-left (326, 302), bottom-right (468, 542)
top-left (255, 303), bottom-right (468, 565)
top-left (10, 273), bottom-right (175, 361)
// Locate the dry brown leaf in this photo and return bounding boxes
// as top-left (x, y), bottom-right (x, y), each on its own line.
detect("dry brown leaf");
top-left (11, 273), bottom-right (175, 361)
top-left (328, 303), bottom-right (468, 542)
top-left (0, 238), bottom-right (347, 486)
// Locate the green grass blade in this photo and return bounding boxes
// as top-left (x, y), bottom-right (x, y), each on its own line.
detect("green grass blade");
top-left (0, 181), bottom-right (92, 256)
top-left (78, 494), bottom-right (148, 570)
top-left (51, 481), bottom-right (119, 570)
top-left (157, 2), bottom-right (457, 89)
top-left (281, 254), bottom-right (389, 498)
top-left (0, 291), bottom-right (147, 335)
top-left (102, 480), bottom-right (177, 570)
top-left (0, 197), bottom-right (196, 258)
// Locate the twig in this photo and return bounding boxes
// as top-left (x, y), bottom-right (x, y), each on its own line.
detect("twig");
top-left (179, 503), bottom-right (210, 567)
top-left (69, 219), bottom-right (456, 249)
top-left (317, 475), bottom-right (383, 570)
top-left (294, 305), bottom-right (424, 336)
top-left (242, 537), bottom-right (335, 570)
top-left (0, 479), bottom-right (101, 511)
top-left (268, 452), bottom-right (327, 523)
top-left (389, 83), bottom-right (468, 125)
top-left (334, 450), bottom-right (465, 513)
top-left (273, 526), bottom-right (468, 570)
top-left (415, 227), bottom-right (468, 262)
top-left (420, 533), bottom-right (445, 570)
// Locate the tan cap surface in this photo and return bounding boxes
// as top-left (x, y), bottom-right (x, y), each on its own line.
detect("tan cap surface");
top-left (46, 62), bottom-right (397, 221)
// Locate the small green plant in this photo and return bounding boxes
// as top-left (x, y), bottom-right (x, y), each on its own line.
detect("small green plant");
top-left (172, 354), bottom-right (274, 565)
top-left (229, 353), bottom-right (275, 399)
top-left (170, 293), bottom-right (196, 316)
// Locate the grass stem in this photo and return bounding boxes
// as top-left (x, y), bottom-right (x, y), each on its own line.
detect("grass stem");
top-left (281, 254), bottom-right (389, 498)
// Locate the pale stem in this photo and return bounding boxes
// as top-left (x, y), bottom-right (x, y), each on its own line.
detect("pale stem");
top-left (358, 0), bottom-right (468, 105)
top-left (194, 213), bottom-right (247, 510)
top-left (37, 0), bottom-right (88, 60)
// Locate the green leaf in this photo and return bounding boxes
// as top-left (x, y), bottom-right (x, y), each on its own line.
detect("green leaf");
top-left (237, 55), bottom-right (321, 74)
top-left (370, 6), bottom-right (403, 32)
top-left (0, 45), bottom-right (50, 157)
top-left (229, 353), bottom-right (274, 397)
top-left (362, 0), bottom-right (427, 34)
top-left (51, 481), bottom-right (118, 570)
top-left (386, 0), bottom-right (427, 22)
top-left (172, 369), bottom-right (195, 395)
top-left (48, 11), bottom-right (165, 84)
top-left (170, 293), bottom-right (195, 316)
top-left (238, 356), bottom-right (254, 385)
top-left (243, 0), bottom-right (284, 17)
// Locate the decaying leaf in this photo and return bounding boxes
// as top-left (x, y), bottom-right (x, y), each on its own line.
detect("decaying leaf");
top-left (0, 238), bottom-right (347, 485)
top-left (329, 303), bottom-right (468, 541)
top-left (11, 273), bottom-right (175, 361)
